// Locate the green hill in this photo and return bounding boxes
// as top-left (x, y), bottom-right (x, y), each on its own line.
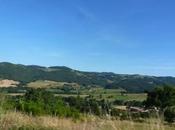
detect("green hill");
top-left (0, 62), bottom-right (175, 92)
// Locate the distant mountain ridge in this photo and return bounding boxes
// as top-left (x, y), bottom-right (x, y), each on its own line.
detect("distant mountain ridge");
top-left (0, 62), bottom-right (175, 92)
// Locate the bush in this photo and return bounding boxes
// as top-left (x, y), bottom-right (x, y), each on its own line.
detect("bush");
top-left (164, 106), bottom-right (175, 123)
top-left (145, 85), bottom-right (175, 123)
top-left (145, 85), bottom-right (175, 109)
top-left (14, 89), bottom-right (81, 119)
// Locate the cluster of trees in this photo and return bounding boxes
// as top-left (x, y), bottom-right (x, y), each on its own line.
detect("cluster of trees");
top-left (4, 89), bottom-right (112, 119)
top-left (8, 89), bottom-right (80, 119)
top-left (112, 85), bottom-right (175, 123)
top-left (63, 96), bottom-right (111, 116)
top-left (145, 85), bottom-right (175, 122)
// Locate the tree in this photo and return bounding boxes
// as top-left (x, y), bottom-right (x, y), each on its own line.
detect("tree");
top-left (145, 85), bottom-right (175, 123)
top-left (145, 85), bottom-right (175, 109)
top-left (164, 106), bottom-right (175, 122)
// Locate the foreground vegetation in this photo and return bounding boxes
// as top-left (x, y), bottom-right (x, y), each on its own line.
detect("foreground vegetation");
top-left (0, 85), bottom-right (174, 129)
top-left (0, 111), bottom-right (174, 130)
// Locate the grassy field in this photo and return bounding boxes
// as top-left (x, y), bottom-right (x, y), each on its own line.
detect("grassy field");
top-left (91, 93), bottom-right (147, 101)
top-left (27, 80), bottom-right (80, 89)
top-left (78, 88), bottom-right (147, 101)
top-left (0, 79), bottom-right (147, 102)
top-left (0, 111), bottom-right (174, 130)
top-left (7, 89), bottom-right (147, 102)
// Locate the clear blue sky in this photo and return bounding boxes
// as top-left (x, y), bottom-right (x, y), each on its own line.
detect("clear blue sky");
top-left (0, 0), bottom-right (175, 76)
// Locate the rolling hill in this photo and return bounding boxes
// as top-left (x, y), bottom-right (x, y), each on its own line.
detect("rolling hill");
top-left (0, 62), bottom-right (175, 92)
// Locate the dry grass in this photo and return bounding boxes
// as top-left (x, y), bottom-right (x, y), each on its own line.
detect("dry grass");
top-left (0, 79), bottom-right (19, 88)
top-left (27, 80), bottom-right (80, 89)
top-left (113, 106), bottom-right (127, 111)
top-left (0, 111), bottom-right (174, 130)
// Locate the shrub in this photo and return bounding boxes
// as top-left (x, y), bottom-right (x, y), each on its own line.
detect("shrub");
top-left (145, 85), bottom-right (175, 123)
top-left (14, 89), bottom-right (81, 119)
top-left (145, 85), bottom-right (175, 109)
top-left (164, 106), bottom-right (175, 123)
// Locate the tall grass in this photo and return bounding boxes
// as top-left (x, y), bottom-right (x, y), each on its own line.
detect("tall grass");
top-left (0, 111), bottom-right (174, 130)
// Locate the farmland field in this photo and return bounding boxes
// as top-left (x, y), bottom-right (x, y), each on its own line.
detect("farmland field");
top-left (6, 88), bottom-right (147, 102)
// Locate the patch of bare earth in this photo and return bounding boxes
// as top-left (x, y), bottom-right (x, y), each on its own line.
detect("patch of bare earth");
top-left (0, 79), bottom-right (19, 88)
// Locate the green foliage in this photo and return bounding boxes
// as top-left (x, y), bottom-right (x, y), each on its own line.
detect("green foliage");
top-left (63, 96), bottom-right (111, 116)
top-left (14, 89), bottom-right (81, 119)
top-left (145, 85), bottom-right (175, 122)
top-left (164, 106), bottom-right (175, 123)
top-left (13, 89), bottom-right (111, 118)
top-left (113, 100), bottom-right (143, 107)
top-left (145, 85), bottom-right (175, 109)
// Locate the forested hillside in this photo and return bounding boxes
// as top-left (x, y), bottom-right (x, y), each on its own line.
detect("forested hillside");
top-left (0, 62), bottom-right (175, 92)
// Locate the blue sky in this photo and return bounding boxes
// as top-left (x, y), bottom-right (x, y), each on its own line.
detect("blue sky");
top-left (0, 0), bottom-right (175, 76)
